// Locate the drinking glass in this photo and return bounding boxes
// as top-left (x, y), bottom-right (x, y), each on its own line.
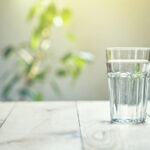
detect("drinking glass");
top-left (145, 64), bottom-right (150, 114)
top-left (106, 47), bottom-right (150, 124)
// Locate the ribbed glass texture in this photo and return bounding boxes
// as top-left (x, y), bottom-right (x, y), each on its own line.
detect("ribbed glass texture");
top-left (106, 47), bottom-right (150, 124)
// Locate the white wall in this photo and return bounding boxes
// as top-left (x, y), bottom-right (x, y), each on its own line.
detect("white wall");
top-left (0, 0), bottom-right (150, 100)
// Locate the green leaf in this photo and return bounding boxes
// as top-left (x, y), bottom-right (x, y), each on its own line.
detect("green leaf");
top-left (61, 8), bottom-right (72, 25)
top-left (34, 92), bottom-right (43, 101)
top-left (19, 57), bottom-right (28, 67)
top-left (61, 52), bottom-right (73, 63)
top-left (2, 46), bottom-right (15, 58)
top-left (19, 88), bottom-right (34, 99)
top-left (56, 69), bottom-right (67, 77)
top-left (60, 51), bottom-right (94, 79)
top-left (39, 2), bottom-right (57, 28)
top-left (50, 80), bottom-right (61, 95)
top-left (2, 75), bottom-right (20, 100)
top-left (27, 2), bottom-right (42, 21)
top-left (47, 2), bottom-right (57, 17)
top-left (74, 57), bottom-right (86, 69)
top-left (69, 58), bottom-right (85, 79)
top-left (24, 63), bottom-right (33, 75)
top-left (40, 11), bottom-right (53, 27)
top-left (30, 28), bottom-right (41, 49)
top-left (19, 89), bottom-right (43, 101)
top-left (30, 35), bottom-right (39, 50)
top-left (34, 72), bottom-right (46, 81)
top-left (67, 32), bottom-right (76, 43)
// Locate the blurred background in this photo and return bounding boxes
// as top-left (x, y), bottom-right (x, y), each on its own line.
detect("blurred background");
top-left (0, 0), bottom-right (150, 101)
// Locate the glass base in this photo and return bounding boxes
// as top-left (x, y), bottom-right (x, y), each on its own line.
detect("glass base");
top-left (111, 118), bottom-right (145, 124)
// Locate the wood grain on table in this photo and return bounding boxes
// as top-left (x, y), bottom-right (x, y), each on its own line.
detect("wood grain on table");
top-left (0, 101), bottom-right (150, 150)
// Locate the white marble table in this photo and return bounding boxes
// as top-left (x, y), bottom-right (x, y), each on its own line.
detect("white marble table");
top-left (0, 101), bottom-right (150, 150)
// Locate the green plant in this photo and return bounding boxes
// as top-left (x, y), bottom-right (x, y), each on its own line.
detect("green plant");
top-left (1, 0), bottom-right (93, 101)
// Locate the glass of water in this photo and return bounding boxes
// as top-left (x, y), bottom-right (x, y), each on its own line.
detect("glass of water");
top-left (106, 47), bottom-right (150, 124)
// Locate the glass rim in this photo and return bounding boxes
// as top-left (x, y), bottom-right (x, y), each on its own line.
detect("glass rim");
top-left (106, 47), bottom-right (150, 51)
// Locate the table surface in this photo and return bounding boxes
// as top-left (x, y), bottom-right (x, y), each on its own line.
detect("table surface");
top-left (0, 101), bottom-right (150, 150)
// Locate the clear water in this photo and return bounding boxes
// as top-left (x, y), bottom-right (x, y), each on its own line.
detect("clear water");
top-left (107, 59), bottom-right (149, 123)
